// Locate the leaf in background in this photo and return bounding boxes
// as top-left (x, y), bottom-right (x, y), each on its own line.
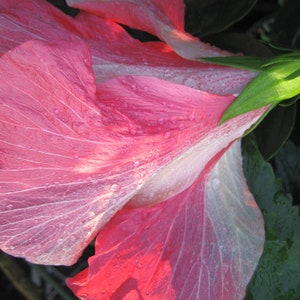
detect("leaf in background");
top-left (254, 103), bottom-right (297, 160)
top-left (274, 140), bottom-right (300, 204)
top-left (203, 32), bottom-right (274, 57)
top-left (243, 136), bottom-right (300, 299)
top-left (246, 240), bottom-right (300, 300)
top-left (271, 0), bottom-right (300, 49)
top-left (184, 0), bottom-right (257, 37)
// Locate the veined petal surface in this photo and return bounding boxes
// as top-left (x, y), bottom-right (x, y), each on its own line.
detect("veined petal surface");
top-left (67, 141), bottom-right (264, 300)
top-left (0, 0), bottom-right (256, 95)
top-left (0, 39), bottom-right (265, 265)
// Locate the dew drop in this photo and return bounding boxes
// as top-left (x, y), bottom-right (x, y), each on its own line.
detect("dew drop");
top-left (110, 184), bottom-right (121, 192)
top-left (212, 178), bottom-right (220, 189)
top-left (70, 235), bottom-right (77, 242)
top-left (72, 121), bottom-right (85, 134)
top-left (133, 257), bottom-right (144, 269)
top-left (164, 132), bottom-right (171, 139)
top-left (157, 118), bottom-right (165, 125)
top-left (129, 128), bottom-right (137, 135)
top-left (121, 102), bottom-right (128, 109)
top-left (170, 116), bottom-right (177, 123)
top-left (89, 211), bottom-right (95, 218)
top-left (189, 114), bottom-right (195, 121)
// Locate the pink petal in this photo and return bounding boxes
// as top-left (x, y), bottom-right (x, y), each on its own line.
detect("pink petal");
top-left (67, 141), bottom-right (264, 300)
top-left (66, 0), bottom-right (228, 59)
top-left (0, 38), bottom-right (265, 265)
top-left (0, 0), bottom-right (79, 55)
top-left (0, 0), bottom-right (255, 95)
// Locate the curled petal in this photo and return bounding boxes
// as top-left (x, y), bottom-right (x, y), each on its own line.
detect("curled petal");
top-left (66, 0), bottom-right (229, 59)
top-left (67, 141), bottom-right (264, 300)
top-left (0, 0), bottom-right (255, 95)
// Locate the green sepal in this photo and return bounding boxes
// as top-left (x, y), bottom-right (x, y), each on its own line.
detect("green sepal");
top-left (201, 52), bottom-right (300, 124)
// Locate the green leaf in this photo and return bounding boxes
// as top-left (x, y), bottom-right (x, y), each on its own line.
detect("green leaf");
top-left (245, 240), bottom-right (300, 300)
top-left (243, 136), bottom-right (300, 299)
top-left (254, 103), bottom-right (297, 160)
top-left (201, 55), bottom-right (265, 71)
top-left (274, 140), bottom-right (300, 202)
top-left (271, 0), bottom-right (300, 49)
top-left (184, 0), bottom-right (257, 37)
top-left (205, 33), bottom-right (275, 57)
top-left (201, 52), bottom-right (300, 124)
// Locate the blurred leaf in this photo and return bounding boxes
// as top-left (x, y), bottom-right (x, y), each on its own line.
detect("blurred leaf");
top-left (184, 0), bottom-right (257, 37)
top-left (245, 240), bottom-right (300, 300)
top-left (271, 0), bottom-right (300, 48)
top-left (202, 55), bottom-right (265, 70)
top-left (274, 140), bottom-right (300, 203)
top-left (204, 32), bottom-right (274, 56)
top-left (243, 135), bottom-right (300, 300)
top-left (254, 103), bottom-right (297, 160)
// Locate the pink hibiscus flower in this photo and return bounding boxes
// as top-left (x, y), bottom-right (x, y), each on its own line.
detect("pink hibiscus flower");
top-left (0, 0), bottom-right (266, 299)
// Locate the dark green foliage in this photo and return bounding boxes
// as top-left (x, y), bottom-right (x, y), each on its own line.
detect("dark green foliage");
top-left (274, 140), bottom-right (300, 204)
top-left (254, 103), bottom-right (297, 160)
top-left (184, 0), bottom-right (257, 37)
top-left (243, 136), bottom-right (300, 299)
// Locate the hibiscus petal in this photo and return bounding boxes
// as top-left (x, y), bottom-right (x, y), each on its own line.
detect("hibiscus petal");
top-left (0, 0), bottom-right (255, 95)
top-left (67, 141), bottom-right (264, 300)
top-left (66, 0), bottom-right (229, 59)
top-left (0, 39), bottom-right (265, 265)
top-left (0, 0), bottom-right (80, 55)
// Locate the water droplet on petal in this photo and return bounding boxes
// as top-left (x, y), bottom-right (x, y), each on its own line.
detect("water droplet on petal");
top-left (171, 117), bottom-right (177, 123)
top-left (157, 118), bottom-right (164, 124)
top-left (212, 178), bottom-right (220, 189)
top-left (189, 114), bottom-right (195, 121)
top-left (164, 132), bottom-right (171, 139)
top-left (129, 128), bottom-right (137, 135)
top-left (110, 184), bottom-right (121, 192)
top-left (72, 121), bottom-right (85, 134)
top-left (89, 211), bottom-right (95, 219)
